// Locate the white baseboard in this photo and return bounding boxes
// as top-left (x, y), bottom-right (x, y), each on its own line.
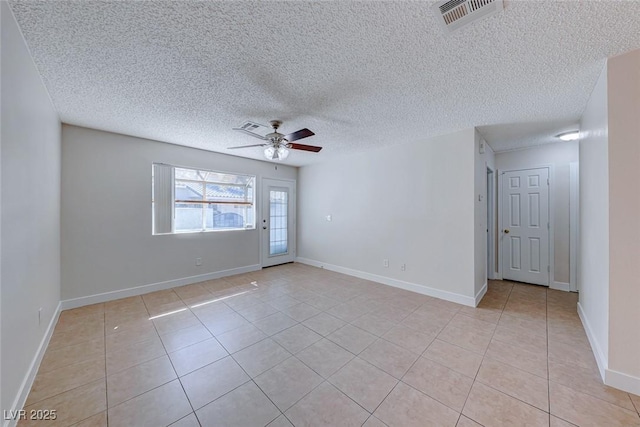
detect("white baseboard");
top-left (577, 301), bottom-right (607, 381)
top-left (60, 264), bottom-right (261, 310)
top-left (4, 302), bottom-right (62, 427)
top-left (550, 281), bottom-right (570, 292)
top-left (296, 257), bottom-right (476, 307)
top-left (605, 368), bottom-right (640, 396)
top-left (475, 281), bottom-right (488, 306)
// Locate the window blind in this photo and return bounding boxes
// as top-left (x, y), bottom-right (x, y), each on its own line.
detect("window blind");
top-left (153, 163), bottom-right (173, 234)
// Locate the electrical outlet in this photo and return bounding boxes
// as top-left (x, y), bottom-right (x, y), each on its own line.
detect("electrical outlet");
top-left (195, 257), bottom-right (202, 266)
top-left (383, 259), bottom-right (389, 268)
top-left (38, 307), bottom-right (43, 325)
top-left (401, 264), bottom-right (406, 271)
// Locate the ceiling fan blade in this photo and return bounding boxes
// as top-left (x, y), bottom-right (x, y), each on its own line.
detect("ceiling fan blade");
top-left (227, 144), bottom-right (267, 149)
top-left (289, 143), bottom-right (323, 153)
top-left (285, 128), bottom-right (315, 142)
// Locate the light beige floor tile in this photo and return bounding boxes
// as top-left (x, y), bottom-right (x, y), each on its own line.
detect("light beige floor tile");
top-left (456, 415), bottom-right (483, 427)
top-left (71, 411), bottom-right (107, 427)
top-left (296, 338), bottom-right (355, 378)
top-left (363, 415), bottom-right (388, 427)
top-left (108, 380), bottom-right (191, 427)
top-left (631, 393), bottom-right (640, 414)
top-left (448, 313), bottom-right (497, 335)
top-left (48, 322), bottom-right (105, 350)
top-left (169, 413), bottom-right (201, 427)
top-left (199, 311), bottom-right (251, 336)
top-left (267, 414), bottom-right (294, 427)
top-left (39, 338), bottom-right (105, 374)
top-left (302, 312), bottom-right (346, 336)
top-left (402, 356), bottom-right (473, 412)
top-left (328, 358), bottom-right (397, 412)
top-left (107, 355), bottom-right (176, 407)
top-left (267, 295), bottom-right (302, 310)
top-left (327, 324), bottom-right (377, 355)
top-left (106, 322), bottom-right (158, 353)
top-left (351, 313), bottom-right (397, 337)
top-left (285, 382), bottom-right (369, 427)
top-left (423, 340), bottom-right (483, 378)
top-left (106, 335), bottom-right (166, 375)
top-left (233, 338), bottom-right (291, 377)
top-left (27, 357), bottom-right (105, 405)
top-left (485, 339), bottom-right (548, 379)
top-left (21, 379), bottom-right (106, 427)
top-left (492, 324), bottom-right (548, 356)
top-left (180, 356), bottom-right (249, 410)
top-left (278, 302), bottom-right (321, 322)
top-left (305, 294), bottom-right (340, 311)
top-left (253, 312), bottom-right (299, 336)
top-left (255, 357), bottom-right (323, 411)
top-left (216, 324), bottom-right (268, 353)
top-left (236, 302), bottom-right (280, 322)
top-left (437, 324), bottom-right (493, 354)
top-left (550, 381), bottom-right (640, 427)
top-left (174, 283), bottom-right (212, 303)
top-left (196, 381), bottom-right (280, 427)
top-left (160, 323), bottom-right (213, 353)
top-left (550, 416), bottom-right (577, 427)
top-left (498, 313), bottom-right (547, 338)
top-left (326, 302), bottom-right (370, 323)
top-left (105, 313), bottom-right (151, 336)
top-left (272, 324), bottom-right (322, 354)
top-left (359, 339), bottom-right (418, 379)
top-left (152, 309), bottom-right (201, 335)
top-left (462, 382), bottom-right (548, 427)
top-left (382, 324), bottom-right (436, 354)
top-left (374, 381), bottom-right (459, 427)
top-left (401, 311), bottom-right (449, 336)
top-left (548, 338), bottom-right (599, 371)
top-left (168, 337), bottom-right (228, 376)
top-left (549, 359), bottom-right (635, 410)
top-left (459, 306), bottom-right (503, 324)
top-left (477, 357), bottom-right (549, 411)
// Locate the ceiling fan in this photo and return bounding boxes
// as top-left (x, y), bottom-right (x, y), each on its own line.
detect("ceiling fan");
top-left (229, 120), bottom-right (322, 161)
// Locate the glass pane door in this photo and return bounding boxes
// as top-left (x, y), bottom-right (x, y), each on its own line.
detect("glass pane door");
top-left (269, 189), bottom-right (288, 255)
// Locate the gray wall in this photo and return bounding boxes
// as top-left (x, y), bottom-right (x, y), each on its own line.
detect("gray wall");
top-left (61, 125), bottom-right (297, 300)
top-left (578, 63), bottom-right (609, 369)
top-left (1, 2), bottom-right (62, 415)
top-left (297, 129), bottom-right (478, 304)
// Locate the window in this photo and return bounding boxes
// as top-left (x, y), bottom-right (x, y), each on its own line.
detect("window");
top-left (153, 164), bottom-right (255, 234)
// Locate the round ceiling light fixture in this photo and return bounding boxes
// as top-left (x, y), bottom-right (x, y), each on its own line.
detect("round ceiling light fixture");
top-left (556, 130), bottom-right (580, 141)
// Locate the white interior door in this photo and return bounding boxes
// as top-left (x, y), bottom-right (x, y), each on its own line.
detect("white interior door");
top-left (501, 168), bottom-right (550, 285)
top-left (262, 179), bottom-right (295, 267)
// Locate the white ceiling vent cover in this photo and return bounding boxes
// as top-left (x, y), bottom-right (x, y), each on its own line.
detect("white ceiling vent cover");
top-left (433, 0), bottom-right (504, 33)
top-left (233, 120), bottom-right (271, 138)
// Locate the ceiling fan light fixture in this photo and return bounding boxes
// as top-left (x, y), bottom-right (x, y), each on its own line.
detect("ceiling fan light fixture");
top-left (277, 145), bottom-right (290, 160)
top-left (264, 146), bottom-right (277, 160)
top-left (556, 130), bottom-right (580, 141)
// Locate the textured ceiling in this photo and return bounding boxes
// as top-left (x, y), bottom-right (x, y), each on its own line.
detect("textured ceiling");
top-left (8, 1), bottom-right (640, 165)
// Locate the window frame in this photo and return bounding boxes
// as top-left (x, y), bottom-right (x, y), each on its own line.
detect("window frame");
top-left (153, 163), bottom-right (256, 235)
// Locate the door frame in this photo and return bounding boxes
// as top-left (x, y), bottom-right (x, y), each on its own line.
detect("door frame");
top-left (260, 177), bottom-right (297, 268)
top-left (487, 166), bottom-right (497, 280)
top-left (497, 165), bottom-right (554, 286)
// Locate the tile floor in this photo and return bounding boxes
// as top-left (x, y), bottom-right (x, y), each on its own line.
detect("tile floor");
top-left (20, 263), bottom-right (640, 426)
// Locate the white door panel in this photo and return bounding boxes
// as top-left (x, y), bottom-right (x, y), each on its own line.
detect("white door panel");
top-left (501, 168), bottom-right (549, 285)
top-left (262, 179), bottom-right (295, 267)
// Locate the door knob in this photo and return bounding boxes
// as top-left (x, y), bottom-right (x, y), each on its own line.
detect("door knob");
top-left (263, 226), bottom-right (267, 230)
top-left (504, 229), bottom-right (510, 234)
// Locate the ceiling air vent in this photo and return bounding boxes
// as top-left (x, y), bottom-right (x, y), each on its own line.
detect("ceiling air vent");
top-left (434, 0), bottom-right (503, 33)
top-left (233, 120), bottom-right (271, 138)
